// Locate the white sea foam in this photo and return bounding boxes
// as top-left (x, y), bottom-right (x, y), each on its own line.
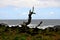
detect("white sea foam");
top-left (8, 24), bottom-right (54, 29)
top-left (28, 24), bottom-right (54, 29)
top-left (8, 25), bottom-right (16, 27)
top-left (37, 25), bottom-right (54, 29)
top-left (8, 25), bottom-right (22, 27)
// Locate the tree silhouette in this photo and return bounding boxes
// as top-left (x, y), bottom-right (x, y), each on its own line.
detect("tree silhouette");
top-left (20, 7), bottom-right (36, 33)
top-left (21, 7), bottom-right (35, 27)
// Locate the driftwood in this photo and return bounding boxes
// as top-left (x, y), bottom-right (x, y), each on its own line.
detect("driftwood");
top-left (32, 21), bottom-right (43, 35)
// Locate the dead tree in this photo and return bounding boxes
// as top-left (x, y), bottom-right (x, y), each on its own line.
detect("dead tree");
top-left (21, 7), bottom-right (35, 27)
top-left (20, 7), bottom-right (35, 33)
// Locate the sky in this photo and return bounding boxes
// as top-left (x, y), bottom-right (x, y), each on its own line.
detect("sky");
top-left (0, 0), bottom-right (60, 19)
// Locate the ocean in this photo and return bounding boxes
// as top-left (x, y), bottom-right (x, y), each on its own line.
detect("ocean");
top-left (0, 19), bottom-right (60, 29)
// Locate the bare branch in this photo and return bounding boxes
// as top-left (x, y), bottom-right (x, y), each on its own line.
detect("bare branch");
top-left (35, 21), bottom-right (43, 28)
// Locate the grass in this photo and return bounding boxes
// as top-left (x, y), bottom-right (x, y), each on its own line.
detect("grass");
top-left (0, 26), bottom-right (60, 40)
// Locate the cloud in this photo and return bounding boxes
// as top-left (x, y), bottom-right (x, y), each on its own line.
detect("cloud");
top-left (50, 12), bottom-right (54, 15)
top-left (0, 0), bottom-right (60, 8)
top-left (14, 7), bottom-right (18, 10)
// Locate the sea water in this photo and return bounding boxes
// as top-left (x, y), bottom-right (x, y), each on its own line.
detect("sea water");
top-left (0, 19), bottom-right (60, 29)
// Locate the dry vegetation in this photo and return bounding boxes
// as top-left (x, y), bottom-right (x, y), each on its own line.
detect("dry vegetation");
top-left (0, 25), bottom-right (60, 40)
